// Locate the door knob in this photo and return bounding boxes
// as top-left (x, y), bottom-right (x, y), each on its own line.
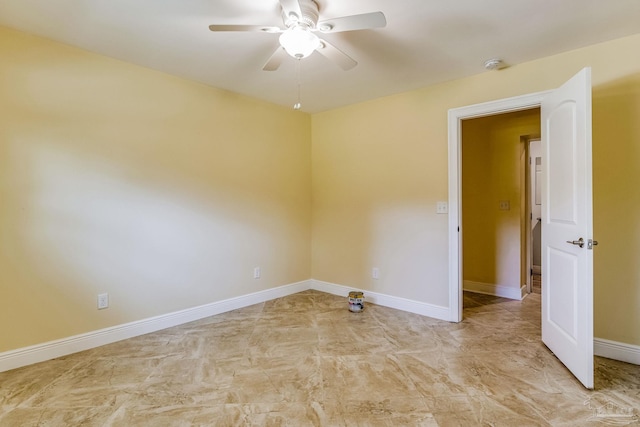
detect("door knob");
top-left (566, 237), bottom-right (584, 248)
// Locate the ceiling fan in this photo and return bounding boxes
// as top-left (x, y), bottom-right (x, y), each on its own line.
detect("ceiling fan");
top-left (208, 0), bottom-right (386, 71)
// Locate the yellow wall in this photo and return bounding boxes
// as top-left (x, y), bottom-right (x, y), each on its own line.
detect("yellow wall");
top-left (462, 110), bottom-right (540, 292)
top-left (312, 95), bottom-right (450, 303)
top-left (592, 72), bottom-right (640, 345)
top-left (2, 26), bottom-right (640, 354)
top-left (312, 33), bottom-right (640, 345)
top-left (0, 27), bottom-right (312, 352)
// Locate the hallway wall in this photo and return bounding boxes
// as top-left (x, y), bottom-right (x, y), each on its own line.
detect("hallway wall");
top-left (462, 110), bottom-right (540, 297)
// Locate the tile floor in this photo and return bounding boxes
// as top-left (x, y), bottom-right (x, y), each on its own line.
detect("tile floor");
top-left (0, 290), bottom-right (638, 426)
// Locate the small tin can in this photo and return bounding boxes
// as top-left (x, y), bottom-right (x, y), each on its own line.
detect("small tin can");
top-left (348, 291), bottom-right (364, 312)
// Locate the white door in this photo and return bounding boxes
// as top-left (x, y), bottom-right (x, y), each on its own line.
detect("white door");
top-left (541, 67), bottom-right (594, 389)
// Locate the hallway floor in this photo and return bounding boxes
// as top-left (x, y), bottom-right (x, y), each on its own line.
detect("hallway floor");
top-left (0, 290), bottom-right (638, 426)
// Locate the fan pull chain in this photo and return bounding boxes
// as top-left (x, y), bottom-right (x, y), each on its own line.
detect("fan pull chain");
top-left (293, 58), bottom-right (302, 110)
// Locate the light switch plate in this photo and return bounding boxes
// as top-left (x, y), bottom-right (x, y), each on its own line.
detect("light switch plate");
top-left (499, 200), bottom-right (510, 211)
top-left (436, 201), bottom-right (448, 214)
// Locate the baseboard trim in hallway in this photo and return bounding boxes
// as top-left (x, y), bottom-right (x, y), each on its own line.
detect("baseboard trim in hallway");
top-left (463, 280), bottom-right (524, 300)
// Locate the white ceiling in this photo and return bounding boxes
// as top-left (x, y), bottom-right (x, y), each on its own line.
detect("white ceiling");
top-left (1, 0), bottom-right (640, 113)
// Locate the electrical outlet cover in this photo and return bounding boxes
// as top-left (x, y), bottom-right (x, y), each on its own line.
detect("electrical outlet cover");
top-left (97, 293), bottom-right (109, 310)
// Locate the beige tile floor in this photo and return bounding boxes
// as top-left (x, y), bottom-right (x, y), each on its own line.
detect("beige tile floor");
top-left (0, 290), bottom-right (639, 426)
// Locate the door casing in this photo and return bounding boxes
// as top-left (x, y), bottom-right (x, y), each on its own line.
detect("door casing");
top-left (527, 138), bottom-right (542, 294)
top-left (447, 91), bottom-right (551, 322)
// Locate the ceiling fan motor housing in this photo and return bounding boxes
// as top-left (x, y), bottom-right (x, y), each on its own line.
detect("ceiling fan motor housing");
top-left (209, 0), bottom-right (385, 71)
top-left (284, 0), bottom-right (320, 29)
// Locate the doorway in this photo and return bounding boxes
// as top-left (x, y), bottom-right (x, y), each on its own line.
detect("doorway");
top-left (448, 68), bottom-right (595, 389)
top-left (460, 110), bottom-right (540, 304)
top-left (446, 90), bottom-right (549, 321)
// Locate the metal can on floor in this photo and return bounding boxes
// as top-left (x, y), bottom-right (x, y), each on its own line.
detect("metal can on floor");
top-left (348, 291), bottom-right (364, 312)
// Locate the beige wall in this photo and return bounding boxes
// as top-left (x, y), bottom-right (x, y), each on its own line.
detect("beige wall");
top-left (592, 72), bottom-right (640, 346)
top-left (2, 26), bottom-right (640, 354)
top-left (312, 96), bottom-right (450, 304)
top-left (462, 110), bottom-right (540, 292)
top-left (312, 33), bottom-right (640, 345)
top-left (0, 27), bottom-right (312, 353)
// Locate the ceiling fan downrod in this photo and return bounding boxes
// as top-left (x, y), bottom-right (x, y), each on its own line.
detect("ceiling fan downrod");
top-left (293, 59), bottom-right (302, 110)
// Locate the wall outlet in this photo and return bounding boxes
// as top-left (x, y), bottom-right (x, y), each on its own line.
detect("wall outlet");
top-left (372, 267), bottom-right (380, 279)
top-left (97, 293), bottom-right (109, 310)
top-left (253, 267), bottom-right (261, 279)
top-left (436, 201), bottom-right (448, 214)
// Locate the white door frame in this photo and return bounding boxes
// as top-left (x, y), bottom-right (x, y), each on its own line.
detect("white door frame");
top-left (447, 91), bottom-right (551, 322)
top-left (527, 138), bottom-right (542, 294)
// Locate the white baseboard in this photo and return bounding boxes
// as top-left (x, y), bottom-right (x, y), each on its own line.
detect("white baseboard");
top-left (464, 280), bottom-right (524, 300)
top-left (4, 278), bottom-right (636, 373)
top-left (520, 285), bottom-right (528, 300)
top-left (595, 337), bottom-right (640, 366)
top-left (309, 279), bottom-right (451, 321)
top-left (0, 280), bottom-right (311, 373)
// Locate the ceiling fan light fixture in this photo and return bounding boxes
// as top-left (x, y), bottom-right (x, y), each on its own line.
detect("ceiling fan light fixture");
top-left (279, 26), bottom-right (320, 59)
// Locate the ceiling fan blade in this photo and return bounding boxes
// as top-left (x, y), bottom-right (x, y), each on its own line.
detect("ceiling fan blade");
top-left (209, 24), bottom-right (281, 33)
top-left (317, 11), bottom-right (386, 33)
top-left (316, 39), bottom-right (357, 71)
top-left (279, 0), bottom-right (303, 20)
top-left (263, 46), bottom-right (288, 71)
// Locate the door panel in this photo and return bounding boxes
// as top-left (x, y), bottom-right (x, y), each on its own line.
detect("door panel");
top-left (541, 67), bottom-right (594, 389)
top-left (547, 103), bottom-right (578, 224)
top-left (547, 247), bottom-right (577, 340)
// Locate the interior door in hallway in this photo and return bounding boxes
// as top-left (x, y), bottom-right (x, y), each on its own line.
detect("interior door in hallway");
top-left (541, 67), bottom-right (594, 389)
